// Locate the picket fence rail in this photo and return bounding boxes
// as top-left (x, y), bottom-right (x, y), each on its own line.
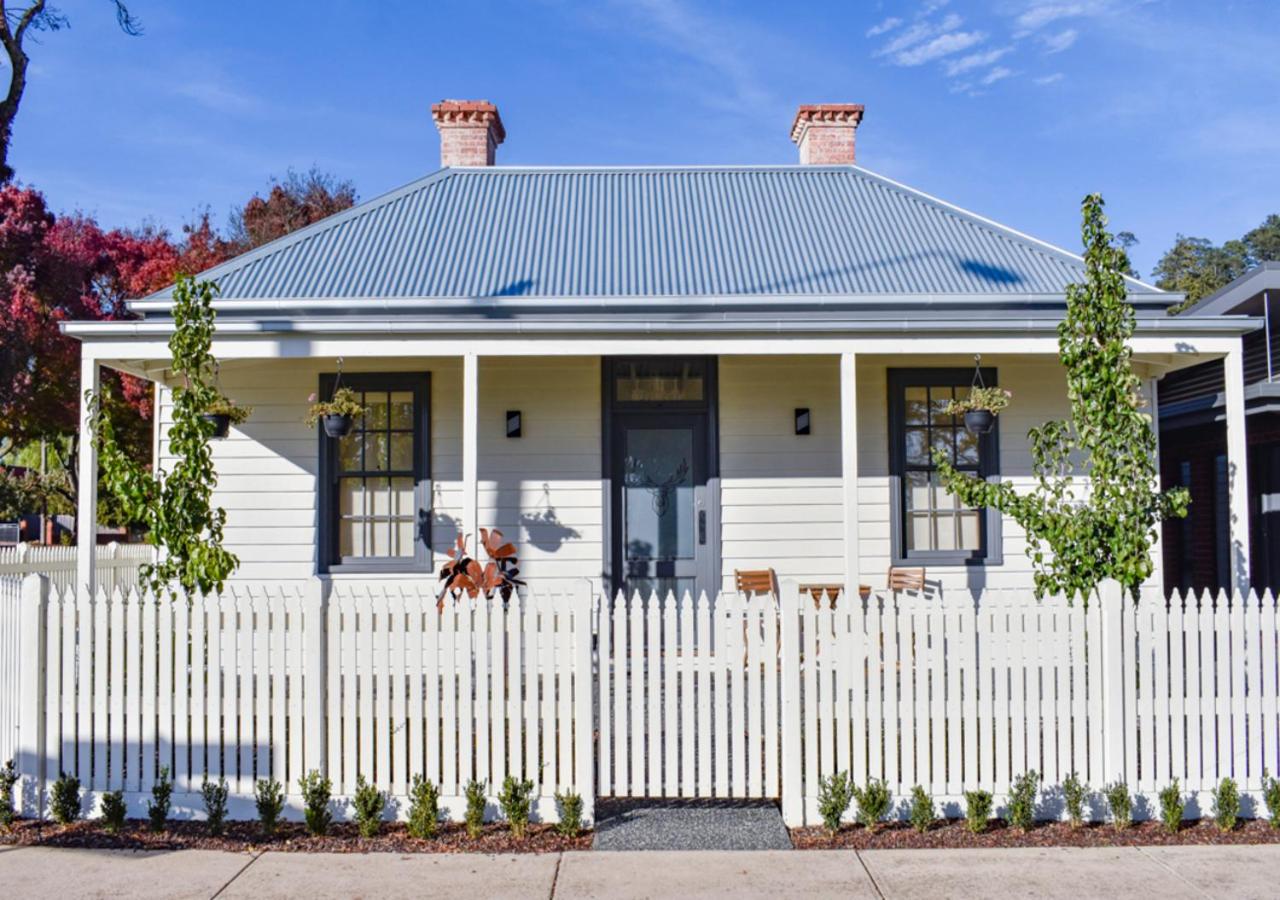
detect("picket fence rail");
top-left (0, 542), bottom-right (153, 594)
top-left (3, 576), bottom-right (1278, 828)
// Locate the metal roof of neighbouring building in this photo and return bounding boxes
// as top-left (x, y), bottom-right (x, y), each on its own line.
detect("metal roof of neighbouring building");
top-left (141, 165), bottom-right (1166, 306)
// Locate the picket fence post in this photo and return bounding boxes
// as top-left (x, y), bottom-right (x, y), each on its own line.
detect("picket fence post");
top-left (303, 578), bottom-right (328, 778)
top-left (779, 580), bottom-right (803, 826)
top-left (1098, 579), bottom-right (1127, 787)
top-left (574, 582), bottom-right (596, 824)
top-left (16, 574), bottom-right (48, 817)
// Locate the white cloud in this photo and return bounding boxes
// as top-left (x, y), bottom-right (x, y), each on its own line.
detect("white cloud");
top-left (1014, 1), bottom-right (1109, 34)
top-left (866, 16), bottom-right (902, 37)
top-left (918, 0), bottom-right (952, 15)
top-left (980, 65), bottom-right (1014, 85)
top-left (1041, 28), bottom-right (1079, 53)
top-left (1034, 72), bottom-right (1066, 84)
top-left (945, 46), bottom-right (1012, 77)
top-left (894, 29), bottom-right (986, 66)
top-left (875, 12), bottom-right (962, 57)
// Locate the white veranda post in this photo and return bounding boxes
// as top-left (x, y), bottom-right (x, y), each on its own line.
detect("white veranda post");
top-left (1222, 344), bottom-right (1251, 594)
top-left (76, 355), bottom-right (101, 598)
top-left (840, 351), bottom-right (859, 590)
top-left (462, 352), bottom-right (479, 550)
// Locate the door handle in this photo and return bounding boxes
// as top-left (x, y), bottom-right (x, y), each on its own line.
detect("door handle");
top-left (698, 509), bottom-right (707, 545)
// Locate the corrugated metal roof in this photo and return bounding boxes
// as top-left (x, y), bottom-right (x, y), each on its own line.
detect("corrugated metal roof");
top-left (144, 165), bottom-right (1163, 303)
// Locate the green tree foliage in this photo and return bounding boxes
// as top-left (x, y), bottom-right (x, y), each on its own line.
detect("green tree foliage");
top-left (93, 276), bottom-right (239, 596)
top-left (1158, 212), bottom-right (1280, 312)
top-left (935, 194), bottom-right (1189, 603)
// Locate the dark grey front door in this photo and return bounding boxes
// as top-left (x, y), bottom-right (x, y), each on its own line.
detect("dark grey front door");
top-left (605, 358), bottom-right (718, 599)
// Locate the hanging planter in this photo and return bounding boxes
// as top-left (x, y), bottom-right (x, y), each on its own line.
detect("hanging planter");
top-left (945, 356), bottom-right (1011, 435)
top-left (305, 385), bottom-right (367, 439)
top-left (201, 396), bottom-right (252, 439)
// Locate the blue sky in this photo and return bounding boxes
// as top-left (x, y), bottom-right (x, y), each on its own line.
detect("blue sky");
top-left (13, 0), bottom-right (1280, 276)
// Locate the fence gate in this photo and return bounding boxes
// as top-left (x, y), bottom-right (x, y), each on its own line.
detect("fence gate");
top-left (596, 591), bottom-right (781, 800)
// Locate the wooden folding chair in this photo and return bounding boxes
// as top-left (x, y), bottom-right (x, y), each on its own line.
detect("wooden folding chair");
top-left (734, 568), bottom-right (779, 598)
top-left (887, 566), bottom-right (926, 593)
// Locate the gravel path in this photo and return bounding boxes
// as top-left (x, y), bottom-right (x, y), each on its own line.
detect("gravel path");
top-left (592, 799), bottom-right (793, 851)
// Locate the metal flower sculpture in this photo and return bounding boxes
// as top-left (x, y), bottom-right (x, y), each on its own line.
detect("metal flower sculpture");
top-left (437, 528), bottom-right (525, 608)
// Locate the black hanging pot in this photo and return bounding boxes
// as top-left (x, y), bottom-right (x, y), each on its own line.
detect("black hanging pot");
top-left (322, 413), bottom-right (354, 438)
top-left (202, 413), bottom-right (232, 439)
top-left (964, 409), bottom-right (995, 435)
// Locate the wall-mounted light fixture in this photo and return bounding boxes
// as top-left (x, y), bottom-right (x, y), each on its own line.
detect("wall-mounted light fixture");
top-left (506, 410), bottom-right (522, 438)
top-left (794, 407), bottom-right (811, 436)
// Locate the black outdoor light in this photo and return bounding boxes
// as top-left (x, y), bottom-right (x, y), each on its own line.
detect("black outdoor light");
top-left (794, 407), bottom-right (811, 435)
top-left (506, 410), bottom-right (522, 438)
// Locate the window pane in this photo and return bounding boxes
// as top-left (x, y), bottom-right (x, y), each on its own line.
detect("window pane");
top-left (339, 519), bottom-right (364, 557)
top-left (907, 514), bottom-right (932, 551)
top-left (956, 428), bottom-right (980, 465)
top-left (390, 391), bottom-right (414, 429)
top-left (339, 478), bottom-right (364, 517)
top-left (390, 477), bottom-right (415, 515)
top-left (905, 471), bottom-right (931, 513)
top-left (930, 427), bottom-right (955, 465)
top-left (904, 387), bottom-right (928, 425)
top-left (369, 518), bottom-right (391, 557)
top-left (958, 511), bottom-right (982, 550)
top-left (615, 361), bottom-right (704, 402)
top-left (394, 519), bottom-right (416, 556)
top-left (390, 433), bottom-right (414, 471)
top-left (338, 433), bottom-right (361, 471)
top-left (369, 479), bottom-right (392, 516)
top-left (930, 386), bottom-right (956, 426)
top-left (932, 475), bottom-right (959, 512)
top-left (623, 427), bottom-right (695, 561)
top-left (364, 432), bottom-right (389, 471)
top-left (905, 427), bottom-right (930, 465)
top-left (365, 392), bottom-right (389, 428)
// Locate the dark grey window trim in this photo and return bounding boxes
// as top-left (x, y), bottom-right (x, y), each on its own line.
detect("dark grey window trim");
top-left (317, 371), bottom-right (432, 575)
top-left (601, 356), bottom-right (720, 599)
top-left (887, 367), bottom-right (1003, 567)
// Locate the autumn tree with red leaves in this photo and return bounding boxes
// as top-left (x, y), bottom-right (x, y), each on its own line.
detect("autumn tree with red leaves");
top-left (228, 168), bottom-right (356, 250)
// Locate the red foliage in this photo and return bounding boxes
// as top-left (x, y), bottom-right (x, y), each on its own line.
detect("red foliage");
top-left (0, 185), bottom-right (235, 445)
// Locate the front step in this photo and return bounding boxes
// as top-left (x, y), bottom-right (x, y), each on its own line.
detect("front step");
top-left (592, 799), bottom-right (793, 851)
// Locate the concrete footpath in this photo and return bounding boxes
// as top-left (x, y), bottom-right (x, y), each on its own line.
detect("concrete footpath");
top-left (0, 843), bottom-right (1276, 899)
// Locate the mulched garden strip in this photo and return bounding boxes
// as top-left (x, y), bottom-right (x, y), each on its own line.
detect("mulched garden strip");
top-left (0, 818), bottom-right (591, 854)
top-left (791, 817), bottom-right (1280, 850)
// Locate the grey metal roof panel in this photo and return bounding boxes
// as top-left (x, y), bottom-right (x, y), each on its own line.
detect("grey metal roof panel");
top-left (143, 165), bottom-right (1167, 303)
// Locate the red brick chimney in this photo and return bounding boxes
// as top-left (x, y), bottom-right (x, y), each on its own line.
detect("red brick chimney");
top-left (430, 99), bottom-right (506, 167)
top-left (790, 104), bottom-right (864, 165)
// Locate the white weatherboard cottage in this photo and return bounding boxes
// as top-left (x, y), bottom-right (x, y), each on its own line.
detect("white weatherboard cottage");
top-left (28, 100), bottom-right (1272, 828)
top-left (65, 100), bottom-right (1254, 600)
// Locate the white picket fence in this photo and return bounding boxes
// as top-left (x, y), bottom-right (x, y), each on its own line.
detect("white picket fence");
top-left (0, 542), bottom-right (153, 594)
top-left (4, 577), bottom-right (1279, 827)
top-left (10, 579), bottom-right (592, 823)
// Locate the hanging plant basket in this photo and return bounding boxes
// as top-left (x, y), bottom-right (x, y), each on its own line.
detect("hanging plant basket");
top-left (322, 413), bottom-right (354, 438)
top-left (202, 413), bottom-right (232, 439)
top-left (963, 409), bottom-right (996, 435)
top-left (305, 382), bottom-right (367, 439)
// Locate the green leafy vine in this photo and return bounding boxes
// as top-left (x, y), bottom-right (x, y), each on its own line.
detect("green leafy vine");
top-left (934, 194), bottom-right (1189, 604)
top-left (92, 275), bottom-right (239, 596)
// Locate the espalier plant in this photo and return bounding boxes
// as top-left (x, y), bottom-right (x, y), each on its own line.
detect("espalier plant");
top-left (93, 275), bottom-right (239, 597)
top-left (934, 195), bottom-right (1189, 604)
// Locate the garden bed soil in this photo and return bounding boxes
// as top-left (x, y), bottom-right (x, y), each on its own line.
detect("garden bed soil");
top-left (792, 817), bottom-right (1280, 850)
top-left (0, 818), bottom-right (591, 854)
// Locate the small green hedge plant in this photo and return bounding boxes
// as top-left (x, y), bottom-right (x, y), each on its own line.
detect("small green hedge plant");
top-left (148, 766), bottom-right (173, 832)
top-left (1213, 777), bottom-right (1240, 832)
top-left (908, 785), bottom-right (935, 833)
top-left (1062, 772), bottom-right (1088, 828)
top-left (1104, 782), bottom-right (1132, 831)
top-left (0, 759), bottom-right (17, 828)
top-left (255, 778), bottom-right (285, 836)
top-left (499, 776), bottom-right (535, 839)
top-left (100, 790), bottom-right (127, 834)
top-left (1263, 772), bottom-right (1280, 829)
top-left (816, 771), bottom-right (852, 834)
top-left (555, 790), bottom-right (583, 837)
top-left (852, 779), bottom-right (892, 832)
top-left (1158, 781), bottom-right (1184, 835)
top-left (50, 772), bottom-right (81, 824)
top-left (1007, 771), bottom-right (1039, 831)
top-left (201, 778), bottom-right (229, 836)
top-left (299, 770), bottom-right (333, 836)
top-left (464, 779), bottom-right (487, 838)
top-left (407, 775), bottom-right (440, 840)
top-left (964, 790), bottom-right (992, 834)
top-left (352, 775), bottom-right (387, 838)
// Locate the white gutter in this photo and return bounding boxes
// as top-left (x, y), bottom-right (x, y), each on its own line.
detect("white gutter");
top-left (62, 315), bottom-right (1260, 340)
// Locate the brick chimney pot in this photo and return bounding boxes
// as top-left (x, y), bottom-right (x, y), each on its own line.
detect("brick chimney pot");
top-left (431, 99), bottom-right (506, 167)
top-left (790, 103), bottom-right (865, 165)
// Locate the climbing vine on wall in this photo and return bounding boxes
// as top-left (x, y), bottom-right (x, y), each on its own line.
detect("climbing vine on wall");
top-left (92, 275), bottom-right (238, 596)
top-left (934, 194), bottom-right (1189, 604)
